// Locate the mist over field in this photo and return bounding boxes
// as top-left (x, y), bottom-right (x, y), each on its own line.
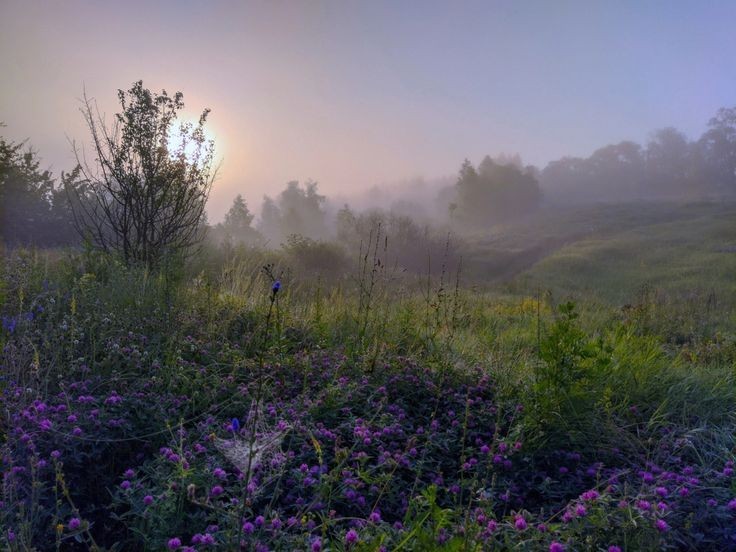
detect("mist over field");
top-left (2, 2), bottom-right (736, 551)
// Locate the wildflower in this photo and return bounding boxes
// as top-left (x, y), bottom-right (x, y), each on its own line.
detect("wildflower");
top-left (655, 519), bottom-right (669, 532)
top-left (581, 490), bottom-right (599, 501)
top-left (608, 547), bottom-right (622, 552)
top-left (514, 515), bottom-right (527, 530)
top-left (167, 537), bottom-right (182, 550)
top-left (242, 522), bottom-right (254, 534)
top-left (121, 480), bottom-right (131, 490)
top-left (144, 495), bottom-right (154, 506)
top-left (369, 511), bottom-right (381, 523)
top-left (707, 498), bottom-right (718, 507)
top-left (345, 528), bottom-right (358, 545)
top-left (311, 538), bottom-right (322, 551)
top-left (210, 485), bottom-right (224, 497)
top-left (213, 467), bottom-right (227, 479)
top-left (550, 543), bottom-right (565, 552)
top-left (636, 500), bottom-right (651, 511)
top-left (728, 498), bottom-right (736, 511)
top-left (575, 504), bottom-right (587, 517)
top-left (231, 418), bottom-right (240, 432)
top-left (272, 280), bottom-right (281, 294)
top-left (68, 518), bottom-right (81, 530)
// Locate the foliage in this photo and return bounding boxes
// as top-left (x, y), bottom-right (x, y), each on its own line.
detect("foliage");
top-left (451, 156), bottom-right (541, 229)
top-left (67, 81), bottom-right (216, 267)
top-left (2, 245), bottom-right (736, 550)
top-left (0, 131), bottom-right (77, 246)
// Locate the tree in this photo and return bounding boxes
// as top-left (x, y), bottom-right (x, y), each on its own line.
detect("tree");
top-left (257, 180), bottom-right (328, 244)
top-left (67, 81), bottom-right (216, 266)
top-left (220, 194), bottom-right (261, 244)
top-left (0, 128), bottom-right (76, 246)
top-left (699, 106), bottom-right (736, 193)
top-left (452, 156), bottom-right (541, 228)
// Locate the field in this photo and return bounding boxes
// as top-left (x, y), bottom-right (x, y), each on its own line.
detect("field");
top-left (2, 201), bottom-right (736, 551)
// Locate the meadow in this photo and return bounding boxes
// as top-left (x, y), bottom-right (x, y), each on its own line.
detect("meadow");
top-left (2, 201), bottom-right (736, 551)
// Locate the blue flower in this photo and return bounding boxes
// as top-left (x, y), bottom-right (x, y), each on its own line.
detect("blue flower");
top-left (272, 280), bottom-right (281, 294)
top-left (231, 418), bottom-right (240, 432)
top-left (1, 316), bottom-right (17, 334)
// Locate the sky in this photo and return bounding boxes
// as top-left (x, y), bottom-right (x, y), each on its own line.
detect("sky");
top-left (1, 0), bottom-right (735, 221)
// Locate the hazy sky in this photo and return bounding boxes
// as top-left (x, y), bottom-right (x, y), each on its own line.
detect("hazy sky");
top-left (2, 0), bottom-right (735, 220)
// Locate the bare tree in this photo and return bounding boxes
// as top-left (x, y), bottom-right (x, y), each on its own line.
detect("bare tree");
top-left (67, 81), bottom-right (216, 266)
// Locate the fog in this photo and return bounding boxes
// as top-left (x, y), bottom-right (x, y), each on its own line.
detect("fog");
top-left (3, 1), bottom-right (736, 278)
top-left (3, 1), bottom-right (736, 219)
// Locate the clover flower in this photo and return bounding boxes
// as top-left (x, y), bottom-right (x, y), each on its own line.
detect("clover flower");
top-left (68, 518), bottom-right (81, 530)
top-left (345, 528), bottom-right (358, 544)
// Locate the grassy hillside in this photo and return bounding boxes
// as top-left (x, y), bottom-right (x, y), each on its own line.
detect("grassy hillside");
top-left (513, 203), bottom-right (736, 305)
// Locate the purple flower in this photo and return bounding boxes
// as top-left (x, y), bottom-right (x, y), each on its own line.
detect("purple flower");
top-left (369, 511), bottom-right (381, 523)
top-left (167, 537), bottom-right (182, 550)
top-left (728, 498), bottom-right (736, 511)
top-left (143, 495), bottom-right (154, 506)
top-left (514, 515), bottom-right (527, 530)
top-left (121, 480), bottom-right (131, 490)
top-left (345, 528), bottom-right (358, 544)
top-left (272, 280), bottom-right (281, 294)
top-left (550, 543), bottom-right (564, 552)
top-left (636, 500), bottom-right (651, 511)
top-left (608, 547), bottom-right (622, 552)
top-left (242, 522), bottom-right (254, 534)
top-left (68, 518), bottom-right (81, 530)
top-left (231, 418), bottom-right (240, 432)
top-left (575, 505), bottom-right (587, 517)
top-left (655, 519), bottom-right (669, 532)
top-left (311, 537), bottom-right (322, 552)
top-left (210, 485), bottom-right (224, 497)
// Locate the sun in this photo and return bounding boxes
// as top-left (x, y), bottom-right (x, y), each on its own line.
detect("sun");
top-left (166, 116), bottom-right (217, 164)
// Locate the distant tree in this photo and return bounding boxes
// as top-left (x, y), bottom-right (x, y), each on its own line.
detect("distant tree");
top-left (216, 193), bottom-right (262, 244)
top-left (453, 156), bottom-right (541, 228)
top-left (0, 130), bottom-right (76, 246)
top-left (67, 81), bottom-right (216, 266)
top-left (644, 128), bottom-right (692, 196)
top-left (224, 194), bottom-right (254, 231)
top-left (258, 180), bottom-right (328, 244)
top-left (335, 204), bottom-right (358, 245)
top-left (257, 195), bottom-right (283, 244)
top-left (698, 106), bottom-right (736, 193)
top-left (540, 141), bottom-right (646, 203)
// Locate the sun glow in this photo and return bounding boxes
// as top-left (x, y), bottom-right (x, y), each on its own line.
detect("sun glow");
top-left (166, 116), bottom-right (217, 164)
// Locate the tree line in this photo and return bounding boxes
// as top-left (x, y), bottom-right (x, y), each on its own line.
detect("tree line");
top-left (2, 81), bottom-right (736, 260)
